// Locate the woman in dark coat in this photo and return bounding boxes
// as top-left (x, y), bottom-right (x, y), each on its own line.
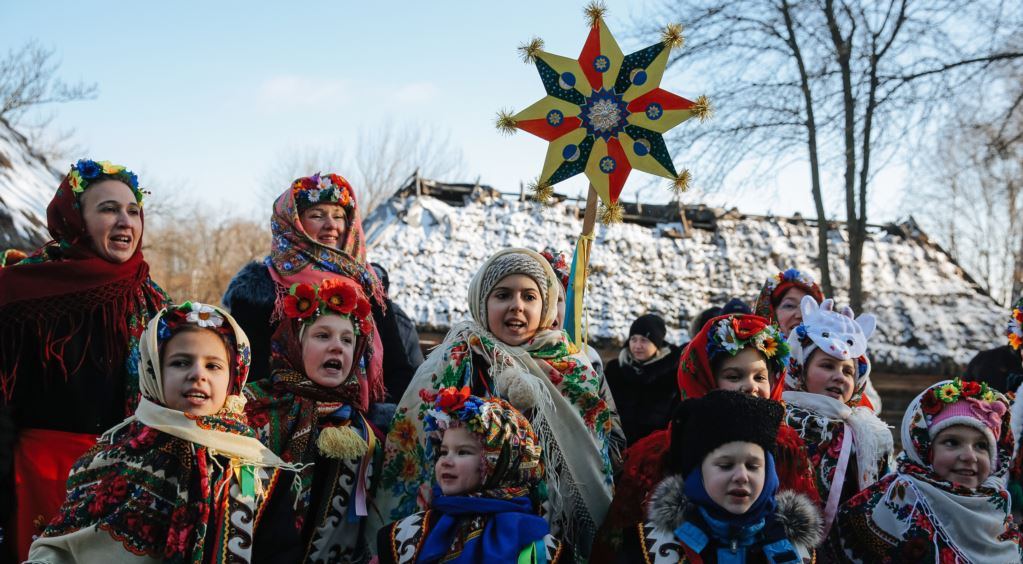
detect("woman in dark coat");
top-left (605, 314), bottom-right (682, 446)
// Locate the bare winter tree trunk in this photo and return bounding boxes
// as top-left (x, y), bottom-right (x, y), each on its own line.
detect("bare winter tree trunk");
top-left (781, 0), bottom-right (833, 296)
top-left (824, 0), bottom-right (861, 310)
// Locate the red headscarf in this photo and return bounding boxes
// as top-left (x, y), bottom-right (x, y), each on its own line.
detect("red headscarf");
top-left (752, 268), bottom-right (824, 324)
top-left (0, 162), bottom-right (167, 402)
top-left (677, 314), bottom-right (789, 401)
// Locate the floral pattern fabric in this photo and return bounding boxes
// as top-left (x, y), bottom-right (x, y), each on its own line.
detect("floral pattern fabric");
top-left (38, 419), bottom-right (272, 563)
top-left (377, 328), bottom-right (620, 556)
top-left (834, 380), bottom-right (1021, 563)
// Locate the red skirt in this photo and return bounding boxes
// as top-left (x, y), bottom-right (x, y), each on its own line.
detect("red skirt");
top-left (12, 428), bottom-right (98, 561)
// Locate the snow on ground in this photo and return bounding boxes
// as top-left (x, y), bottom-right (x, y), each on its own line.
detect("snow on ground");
top-left (0, 118), bottom-right (60, 251)
top-left (365, 190), bottom-right (1006, 374)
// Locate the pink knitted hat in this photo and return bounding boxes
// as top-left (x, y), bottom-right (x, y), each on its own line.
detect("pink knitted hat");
top-left (929, 393), bottom-right (1007, 464)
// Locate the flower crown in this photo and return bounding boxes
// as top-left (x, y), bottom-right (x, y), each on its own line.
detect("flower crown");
top-left (707, 316), bottom-right (789, 365)
top-left (157, 301), bottom-right (227, 340)
top-left (921, 378), bottom-right (997, 415)
top-left (283, 280), bottom-right (373, 334)
top-left (540, 248), bottom-right (570, 288)
top-left (67, 159), bottom-right (144, 203)
top-left (1008, 298), bottom-right (1023, 351)
top-left (156, 302), bottom-right (250, 391)
top-left (766, 268), bottom-right (816, 295)
top-left (421, 386), bottom-right (487, 434)
top-left (291, 173), bottom-right (353, 211)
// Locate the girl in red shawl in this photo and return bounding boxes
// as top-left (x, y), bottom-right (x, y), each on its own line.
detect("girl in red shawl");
top-left (0, 160), bottom-right (168, 561)
top-left (593, 314), bottom-right (819, 561)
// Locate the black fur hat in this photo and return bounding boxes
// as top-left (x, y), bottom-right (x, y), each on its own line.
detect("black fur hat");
top-left (668, 390), bottom-right (784, 476)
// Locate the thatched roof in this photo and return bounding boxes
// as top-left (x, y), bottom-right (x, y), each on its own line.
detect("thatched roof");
top-left (364, 177), bottom-right (1005, 374)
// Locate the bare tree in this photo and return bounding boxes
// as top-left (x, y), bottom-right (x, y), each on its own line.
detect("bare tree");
top-left (910, 59), bottom-right (1023, 306)
top-left (0, 41), bottom-right (97, 160)
top-left (352, 121), bottom-right (464, 214)
top-left (144, 206), bottom-right (267, 305)
top-left (0, 41), bottom-right (96, 123)
top-left (646, 0), bottom-right (1022, 310)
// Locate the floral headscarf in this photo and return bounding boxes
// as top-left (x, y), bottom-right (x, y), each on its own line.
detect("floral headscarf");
top-left (1008, 297), bottom-right (1023, 351)
top-left (835, 379), bottom-right (1020, 563)
top-left (147, 302), bottom-right (249, 401)
top-left (267, 172), bottom-right (384, 306)
top-left (0, 158), bottom-right (167, 407)
top-left (378, 248), bottom-right (618, 559)
top-left (676, 313), bottom-right (789, 401)
top-left (267, 173), bottom-right (386, 403)
top-left (34, 303), bottom-right (290, 563)
top-left (753, 268), bottom-right (824, 324)
top-left (424, 387), bottom-right (544, 500)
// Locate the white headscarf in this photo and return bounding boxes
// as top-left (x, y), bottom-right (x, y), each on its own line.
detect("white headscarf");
top-left (867, 380), bottom-right (1019, 562)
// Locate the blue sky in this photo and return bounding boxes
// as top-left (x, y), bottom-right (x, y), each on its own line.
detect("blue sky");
top-left (6, 1), bottom-right (905, 221)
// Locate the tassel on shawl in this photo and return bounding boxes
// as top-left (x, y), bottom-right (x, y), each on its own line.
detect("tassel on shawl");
top-left (317, 425), bottom-right (369, 459)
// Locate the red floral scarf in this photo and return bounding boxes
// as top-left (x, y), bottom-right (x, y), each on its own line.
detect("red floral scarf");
top-left (0, 166), bottom-right (167, 405)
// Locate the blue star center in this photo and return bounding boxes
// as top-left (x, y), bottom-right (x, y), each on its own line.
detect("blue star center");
top-left (579, 88), bottom-right (630, 142)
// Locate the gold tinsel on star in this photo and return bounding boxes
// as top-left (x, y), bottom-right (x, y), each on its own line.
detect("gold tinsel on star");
top-left (495, 110), bottom-right (518, 135)
top-left (671, 169), bottom-right (692, 193)
top-left (692, 95), bottom-right (712, 122)
top-left (662, 23), bottom-right (685, 50)
top-left (599, 201), bottom-right (624, 224)
top-left (528, 179), bottom-right (555, 205)
top-left (584, 1), bottom-right (607, 27)
top-left (518, 37), bottom-right (545, 64)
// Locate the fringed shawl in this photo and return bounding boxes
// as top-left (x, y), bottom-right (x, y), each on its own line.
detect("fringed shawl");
top-left (0, 166), bottom-right (167, 407)
top-left (376, 249), bottom-right (620, 558)
top-left (30, 305), bottom-right (293, 563)
top-left (835, 381), bottom-right (1021, 563)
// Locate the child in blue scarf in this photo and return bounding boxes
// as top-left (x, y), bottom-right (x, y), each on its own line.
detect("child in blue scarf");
top-left (623, 390), bottom-right (823, 563)
top-left (377, 387), bottom-right (569, 563)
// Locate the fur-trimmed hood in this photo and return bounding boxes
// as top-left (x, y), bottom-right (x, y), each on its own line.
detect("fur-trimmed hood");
top-left (646, 475), bottom-right (824, 552)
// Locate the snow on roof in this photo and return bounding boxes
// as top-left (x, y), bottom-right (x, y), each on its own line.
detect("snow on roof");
top-left (0, 118), bottom-right (59, 251)
top-left (367, 183), bottom-right (1006, 374)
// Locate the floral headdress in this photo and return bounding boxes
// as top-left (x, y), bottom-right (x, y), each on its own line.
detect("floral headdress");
top-left (1007, 297), bottom-right (1023, 351)
top-left (67, 159), bottom-right (145, 204)
top-left (290, 172), bottom-right (354, 214)
top-left (706, 315), bottom-right (790, 367)
top-left (909, 378), bottom-right (1011, 476)
top-left (145, 301), bottom-right (251, 414)
top-left (282, 279), bottom-right (374, 335)
top-left (753, 268), bottom-right (824, 323)
top-left (421, 387), bottom-right (544, 498)
top-left (540, 247), bottom-right (570, 289)
top-left (677, 314), bottom-right (789, 400)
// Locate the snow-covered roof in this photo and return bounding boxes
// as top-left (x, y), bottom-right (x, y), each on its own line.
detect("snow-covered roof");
top-left (365, 181), bottom-right (1006, 374)
top-left (0, 118), bottom-right (59, 251)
